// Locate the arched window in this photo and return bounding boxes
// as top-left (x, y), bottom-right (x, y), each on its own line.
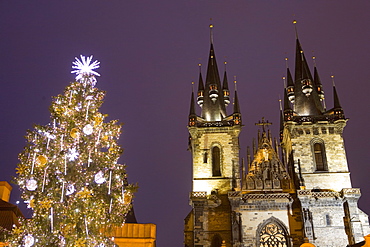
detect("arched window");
top-left (211, 234), bottom-right (222, 247)
top-left (325, 214), bottom-right (331, 226)
top-left (212, 146), bottom-right (221, 176)
top-left (258, 220), bottom-right (289, 247)
top-left (312, 141), bottom-right (327, 171)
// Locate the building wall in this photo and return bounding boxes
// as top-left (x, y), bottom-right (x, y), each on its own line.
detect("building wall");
top-left (284, 120), bottom-right (352, 191)
top-left (189, 126), bottom-right (241, 194)
top-left (111, 223), bottom-right (156, 247)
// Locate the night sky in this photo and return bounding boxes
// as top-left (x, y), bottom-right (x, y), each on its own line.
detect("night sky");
top-left (1, 1), bottom-right (370, 246)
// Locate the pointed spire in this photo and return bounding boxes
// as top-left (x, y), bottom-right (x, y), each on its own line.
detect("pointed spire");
top-left (233, 78), bottom-right (240, 114)
top-left (201, 25), bottom-right (227, 121)
top-left (283, 88), bottom-right (294, 122)
top-left (188, 82), bottom-right (197, 127)
top-left (286, 66), bottom-right (295, 103)
top-left (189, 83), bottom-right (196, 116)
top-left (279, 98), bottom-right (284, 141)
top-left (284, 87), bottom-right (292, 111)
top-left (222, 62), bottom-right (230, 106)
top-left (222, 62), bottom-right (230, 91)
top-left (292, 23), bottom-right (324, 116)
top-left (332, 76), bottom-right (342, 109)
top-left (198, 64), bottom-right (204, 91)
top-left (196, 64), bottom-right (204, 108)
top-left (295, 40), bottom-right (313, 82)
top-left (287, 67), bottom-right (294, 87)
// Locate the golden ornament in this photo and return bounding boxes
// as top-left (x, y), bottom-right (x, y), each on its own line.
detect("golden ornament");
top-left (12, 226), bottom-right (23, 235)
top-left (70, 128), bottom-right (80, 139)
top-left (61, 223), bottom-right (76, 235)
top-left (39, 200), bottom-right (52, 210)
top-left (76, 187), bottom-right (92, 199)
top-left (94, 113), bottom-right (104, 127)
top-left (108, 147), bottom-right (115, 153)
top-left (75, 238), bottom-right (86, 247)
top-left (102, 135), bottom-right (108, 141)
top-left (16, 164), bottom-right (27, 175)
top-left (54, 105), bottom-right (63, 115)
top-left (35, 155), bottom-right (48, 166)
top-left (124, 192), bottom-right (132, 205)
top-left (28, 198), bottom-right (35, 209)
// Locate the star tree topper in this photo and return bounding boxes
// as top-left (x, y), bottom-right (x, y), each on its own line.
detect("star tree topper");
top-left (71, 55), bottom-right (100, 83)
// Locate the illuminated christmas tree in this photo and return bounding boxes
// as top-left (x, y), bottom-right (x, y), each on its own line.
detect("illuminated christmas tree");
top-left (8, 55), bottom-right (136, 247)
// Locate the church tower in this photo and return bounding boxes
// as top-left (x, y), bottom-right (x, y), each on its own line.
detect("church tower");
top-left (184, 24), bottom-right (370, 247)
top-left (185, 26), bottom-right (242, 247)
top-left (281, 28), bottom-right (370, 246)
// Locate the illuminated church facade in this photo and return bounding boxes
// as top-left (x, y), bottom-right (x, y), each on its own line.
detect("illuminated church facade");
top-left (184, 28), bottom-right (370, 247)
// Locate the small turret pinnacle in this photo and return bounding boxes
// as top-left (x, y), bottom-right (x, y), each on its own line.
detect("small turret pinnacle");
top-left (197, 64), bottom-right (204, 108)
top-left (189, 82), bottom-right (196, 117)
top-left (233, 78), bottom-right (240, 114)
top-left (222, 61), bottom-right (230, 106)
top-left (332, 76), bottom-right (342, 109)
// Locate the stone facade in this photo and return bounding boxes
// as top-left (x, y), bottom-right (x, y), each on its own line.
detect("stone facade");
top-left (188, 126), bottom-right (241, 194)
top-left (283, 120), bottom-right (352, 191)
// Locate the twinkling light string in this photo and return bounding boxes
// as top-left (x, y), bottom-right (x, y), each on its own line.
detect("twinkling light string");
top-left (64, 155), bottom-right (67, 175)
top-left (42, 167), bottom-right (48, 192)
top-left (88, 150), bottom-right (91, 167)
top-left (60, 182), bottom-right (65, 202)
top-left (108, 170), bottom-right (112, 195)
top-left (50, 207), bottom-right (54, 232)
top-left (31, 153), bottom-right (36, 175)
top-left (85, 217), bottom-right (89, 236)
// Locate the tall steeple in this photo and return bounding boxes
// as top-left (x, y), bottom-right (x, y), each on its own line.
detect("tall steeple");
top-left (200, 25), bottom-right (227, 121)
top-left (291, 22), bottom-right (324, 116)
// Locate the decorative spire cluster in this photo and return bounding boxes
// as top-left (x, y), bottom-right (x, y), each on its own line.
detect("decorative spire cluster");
top-left (189, 25), bottom-right (241, 127)
top-left (243, 119), bottom-right (291, 191)
top-left (282, 21), bottom-right (345, 121)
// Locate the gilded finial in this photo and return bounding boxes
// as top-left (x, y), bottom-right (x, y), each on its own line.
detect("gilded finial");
top-left (285, 57), bottom-right (289, 68)
top-left (191, 81), bottom-right (194, 92)
top-left (312, 56), bottom-right (317, 67)
top-left (209, 23), bottom-right (214, 44)
top-left (224, 61), bottom-right (227, 71)
top-left (282, 76), bottom-right (286, 88)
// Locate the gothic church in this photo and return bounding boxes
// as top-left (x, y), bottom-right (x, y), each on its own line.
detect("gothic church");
top-left (184, 27), bottom-right (370, 247)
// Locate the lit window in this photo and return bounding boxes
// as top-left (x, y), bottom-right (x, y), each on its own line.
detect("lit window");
top-left (259, 222), bottom-right (288, 247)
top-left (212, 146), bottom-right (221, 176)
top-left (313, 141), bottom-right (327, 171)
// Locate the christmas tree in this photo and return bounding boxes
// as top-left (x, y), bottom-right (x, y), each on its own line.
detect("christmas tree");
top-left (8, 55), bottom-right (136, 247)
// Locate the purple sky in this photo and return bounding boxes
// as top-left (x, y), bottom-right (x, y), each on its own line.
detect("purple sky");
top-left (1, 1), bottom-right (370, 246)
